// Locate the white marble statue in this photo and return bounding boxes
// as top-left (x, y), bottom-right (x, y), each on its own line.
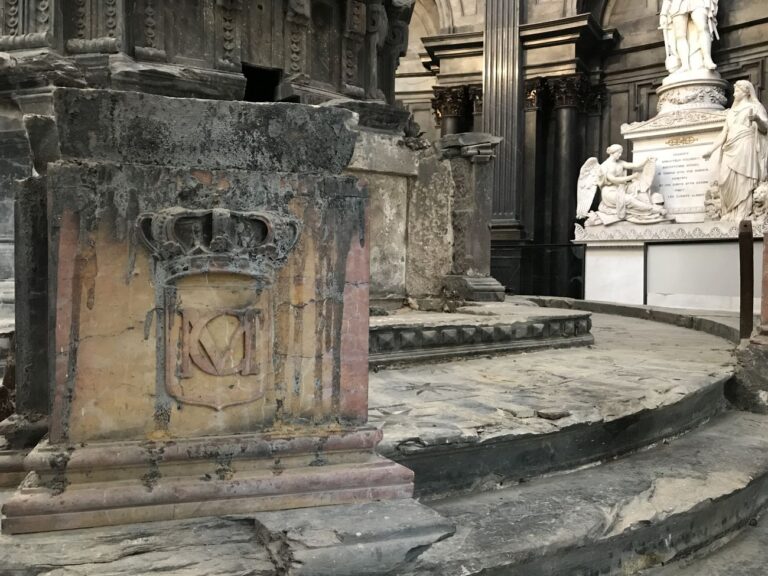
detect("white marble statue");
top-left (660, 0), bottom-right (719, 75)
top-left (576, 145), bottom-right (667, 227)
top-left (703, 80), bottom-right (768, 222)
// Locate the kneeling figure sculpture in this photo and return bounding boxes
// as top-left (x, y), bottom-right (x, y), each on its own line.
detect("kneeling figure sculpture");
top-left (577, 145), bottom-right (667, 227)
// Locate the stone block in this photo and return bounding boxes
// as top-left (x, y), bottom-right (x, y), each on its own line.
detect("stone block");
top-left (52, 89), bottom-right (359, 174)
top-left (406, 150), bottom-right (454, 298)
top-left (2, 89), bottom-right (413, 533)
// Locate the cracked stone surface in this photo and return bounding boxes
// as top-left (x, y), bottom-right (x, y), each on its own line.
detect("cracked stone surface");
top-left (369, 301), bottom-right (586, 329)
top-left (650, 510), bottom-right (768, 575)
top-left (0, 497), bottom-right (453, 576)
top-left (400, 411), bottom-right (768, 575)
top-left (370, 313), bottom-right (735, 458)
top-left (0, 513), bottom-right (277, 575)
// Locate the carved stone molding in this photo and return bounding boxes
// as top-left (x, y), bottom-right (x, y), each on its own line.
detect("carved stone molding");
top-left (657, 82), bottom-right (728, 114)
top-left (370, 315), bottom-right (593, 366)
top-left (136, 207), bottom-right (301, 283)
top-left (574, 221), bottom-right (766, 243)
top-left (342, 0), bottom-right (366, 92)
top-left (216, 0), bottom-right (242, 71)
top-left (621, 110), bottom-right (727, 136)
top-left (547, 74), bottom-right (589, 110)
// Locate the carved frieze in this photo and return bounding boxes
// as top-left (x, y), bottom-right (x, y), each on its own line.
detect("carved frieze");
top-left (0, 0), bottom-right (52, 50)
top-left (136, 207), bottom-right (301, 284)
top-left (342, 0), bottom-right (366, 93)
top-left (216, 0), bottom-right (242, 71)
top-left (134, 0), bottom-right (166, 61)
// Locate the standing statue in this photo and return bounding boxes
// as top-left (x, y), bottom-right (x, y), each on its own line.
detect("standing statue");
top-left (660, 0), bottom-right (719, 74)
top-left (577, 145), bottom-right (667, 227)
top-left (703, 80), bottom-right (768, 222)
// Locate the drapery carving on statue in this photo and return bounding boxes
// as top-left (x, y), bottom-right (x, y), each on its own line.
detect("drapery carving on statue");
top-left (577, 144), bottom-right (668, 227)
top-left (659, 0), bottom-right (719, 76)
top-left (703, 79), bottom-right (768, 223)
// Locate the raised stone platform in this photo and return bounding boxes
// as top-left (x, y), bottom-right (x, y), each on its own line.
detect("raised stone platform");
top-left (2, 303), bottom-right (760, 575)
top-left (370, 301), bottom-right (593, 366)
top-left (370, 311), bottom-right (734, 496)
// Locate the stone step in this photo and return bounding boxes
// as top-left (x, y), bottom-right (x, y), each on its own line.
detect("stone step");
top-left (369, 302), bottom-right (594, 367)
top-left (648, 511), bottom-right (768, 575)
top-left (401, 410), bottom-right (768, 575)
top-left (370, 312), bottom-right (735, 497)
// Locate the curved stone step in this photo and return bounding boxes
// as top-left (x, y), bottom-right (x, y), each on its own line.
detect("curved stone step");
top-left (648, 511), bottom-right (768, 575)
top-left (369, 302), bottom-right (594, 367)
top-left (370, 312), bottom-right (736, 496)
top-left (402, 410), bottom-right (768, 576)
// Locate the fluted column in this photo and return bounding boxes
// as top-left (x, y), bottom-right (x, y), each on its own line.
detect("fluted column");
top-left (483, 0), bottom-right (523, 238)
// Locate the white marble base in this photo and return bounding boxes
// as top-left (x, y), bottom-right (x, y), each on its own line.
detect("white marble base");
top-left (622, 111), bottom-right (726, 224)
top-left (585, 246), bottom-right (645, 305)
top-left (576, 221), bottom-right (764, 314)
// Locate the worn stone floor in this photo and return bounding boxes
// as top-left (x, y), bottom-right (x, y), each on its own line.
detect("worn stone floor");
top-left (369, 312), bottom-right (735, 458)
top-left (0, 309), bottom-right (747, 575)
top-left (651, 509), bottom-right (768, 575)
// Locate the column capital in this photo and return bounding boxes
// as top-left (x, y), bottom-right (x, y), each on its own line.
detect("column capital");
top-left (432, 85), bottom-right (469, 119)
top-left (546, 74), bottom-right (590, 110)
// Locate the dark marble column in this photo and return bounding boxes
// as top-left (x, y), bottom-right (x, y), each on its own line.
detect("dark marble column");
top-left (521, 78), bottom-right (550, 295)
top-left (547, 74), bottom-right (588, 296)
top-left (468, 85), bottom-right (483, 133)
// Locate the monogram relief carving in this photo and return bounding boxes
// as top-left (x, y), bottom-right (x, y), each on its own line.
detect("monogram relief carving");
top-left (165, 306), bottom-right (268, 410)
top-left (179, 309), bottom-right (261, 378)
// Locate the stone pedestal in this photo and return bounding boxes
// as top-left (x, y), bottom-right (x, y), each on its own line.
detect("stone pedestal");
top-left (622, 110), bottom-right (725, 224)
top-left (439, 133), bottom-right (505, 302)
top-left (575, 221), bottom-right (764, 312)
top-left (657, 71), bottom-right (729, 114)
top-left (1, 89), bottom-right (413, 534)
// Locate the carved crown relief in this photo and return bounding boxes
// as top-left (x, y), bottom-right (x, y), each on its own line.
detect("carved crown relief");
top-left (137, 207), bottom-right (301, 283)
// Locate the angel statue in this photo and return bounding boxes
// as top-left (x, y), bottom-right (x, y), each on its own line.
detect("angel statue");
top-left (577, 144), bottom-right (668, 227)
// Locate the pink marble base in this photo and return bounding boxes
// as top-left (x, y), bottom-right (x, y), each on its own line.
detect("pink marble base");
top-left (2, 428), bottom-right (414, 534)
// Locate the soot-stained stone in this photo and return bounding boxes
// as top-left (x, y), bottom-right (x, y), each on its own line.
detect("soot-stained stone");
top-left (52, 89), bottom-right (359, 174)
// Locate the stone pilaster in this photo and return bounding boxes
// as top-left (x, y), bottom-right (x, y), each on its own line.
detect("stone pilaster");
top-left (440, 133), bottom-right (505, 302)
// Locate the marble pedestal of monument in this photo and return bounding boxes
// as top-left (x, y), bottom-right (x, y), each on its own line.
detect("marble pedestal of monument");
top-left (439, 133), bottom-right (506, 302)
top-left (575, 221), bottom-right (764, 312)
top-left (1, 89), bottom-right (413, 534)
top-left (622, 110), bottom-right (725, 224)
